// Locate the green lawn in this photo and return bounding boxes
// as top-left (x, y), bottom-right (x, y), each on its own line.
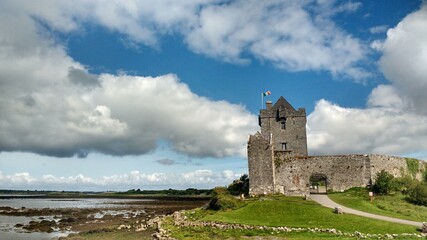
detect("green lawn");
top-left (200, 196), bottom-right (418, 234)
top-left (162, 195), bottom-right (422, 239)
top-left (329, 188), bottom-right (427, 222)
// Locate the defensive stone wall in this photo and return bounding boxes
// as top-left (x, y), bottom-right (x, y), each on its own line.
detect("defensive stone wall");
top-left (369, 155), bottom-right (426, 181)
top-left (249, 152), bottom-right (426, 196)
top-left (273, 154), bottom-right (371, 196)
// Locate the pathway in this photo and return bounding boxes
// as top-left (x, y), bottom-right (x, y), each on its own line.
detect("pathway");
top-left (310, 194), bottom-right (422, 227)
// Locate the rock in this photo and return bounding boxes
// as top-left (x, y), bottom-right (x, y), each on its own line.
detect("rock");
top-left (422, 222), bottom-right (427, 233)
top-left (14, 223), bottom-right (24, 228)
top-left (135, 224), bottom-right (146, 232)
top-left (334, 207), bottom-right (343, 214)
top-left (23, 220), bottom-right (56, 232)
top-left (59, 217), bottom-right (75, 223)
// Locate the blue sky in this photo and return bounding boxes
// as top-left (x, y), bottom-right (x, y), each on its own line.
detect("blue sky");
top-left (1, 0), bottom-right (426, 191)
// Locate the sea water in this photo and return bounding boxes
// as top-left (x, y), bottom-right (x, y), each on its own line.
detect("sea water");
top-left (0, 197), bottom-right (151, 240)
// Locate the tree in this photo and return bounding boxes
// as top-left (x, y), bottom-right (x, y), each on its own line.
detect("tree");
top-left (372, 170), bottom-right (398, 195)
top-left (227, 174), bottom-right (249, 196)
top-left (407, 182), bottom-right (427, 206)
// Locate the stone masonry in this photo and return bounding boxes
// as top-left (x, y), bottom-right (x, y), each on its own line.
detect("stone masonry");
top-left (248, 96), bottom-right (426, 196)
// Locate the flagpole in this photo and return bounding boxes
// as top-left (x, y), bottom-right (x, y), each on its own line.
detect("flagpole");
top-left (261, 93), bottom-right (263, 109)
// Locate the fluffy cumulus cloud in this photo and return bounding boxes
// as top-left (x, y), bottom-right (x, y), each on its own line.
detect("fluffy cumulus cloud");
top-left (184, 0), bottom-right (368, 79)
top-left (0, 71), bottom-right (256, 157)
top-left (2, 0), bottom-right (368, 78)
top-left (0, 169), bottom-right (240, 191)
top-left (379, 3), bottom-right (427, 113)
top-left (0, 0), bottom-right (258, 158)
top-left (308, 4), bottom-right (427, 159)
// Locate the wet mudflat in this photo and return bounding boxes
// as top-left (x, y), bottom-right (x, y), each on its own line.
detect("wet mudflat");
top-left (0, 197), bottom-right (208, 240)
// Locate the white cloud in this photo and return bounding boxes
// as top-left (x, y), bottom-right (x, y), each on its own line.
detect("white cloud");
top-left (0, 71), bottom-right (257, 158)
top-left (379, 3), bottom-right (427, 113)
top-left (369, 25), bottom-right (388, 34)
top-left (0, 1), bottom-right (258, 158)
top-left (1, 0), bottom-right (369, 80)
top-left (186, 0), bottom-right (369, 79)
top-left (367, 85), bottom-right (405, 108)
top-left (307, 4), bottom-right (427, 159)
top-left (307, 97), bottom-right (427, 157)
top-left (0, 169), bottom-right (241, 191)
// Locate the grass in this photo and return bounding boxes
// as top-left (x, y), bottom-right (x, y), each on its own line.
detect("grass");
top-left (163, 216), bottom-right (360, 240)
top-left (199, 195), bottom-right (418, 234)
top-left (329, 188), bottom-right (427, 222)
top-left (163, 195), bottom-right (421, 239)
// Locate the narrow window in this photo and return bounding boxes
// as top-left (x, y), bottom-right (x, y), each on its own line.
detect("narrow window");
top-left (281, 118), bottom-right (286, 130)
top-left (281, 142), bottom-right (287, 150)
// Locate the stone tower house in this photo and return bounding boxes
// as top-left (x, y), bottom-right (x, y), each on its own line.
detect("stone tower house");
top-left (248, 96), bottom-right (425, 196)
top-left (259, 96), bottom-right (308, 156)
top-left (248, 96), bottom-right (308, 195)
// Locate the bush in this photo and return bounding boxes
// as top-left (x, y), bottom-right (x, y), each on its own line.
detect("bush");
top-left (227, 174), bottom-right (249, 196)
top-left (373, 170), bottom-right (399, 195)
top-left (207, 187), bottom-right (244, 210)
top-left (407, 182), bottom-right (427, 206)
top-left (395, 175), bottom-right (418, 194)
top-left (405, 158), bottom-right (419, 178)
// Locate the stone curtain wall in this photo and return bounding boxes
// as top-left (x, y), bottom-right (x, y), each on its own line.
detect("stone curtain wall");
top-left (273, 154), bottom-right (371, 196)
top-left (248, 153), bottom-right (424, 196)
top-left (369, 155), bottom-right (426, 182)
top-left (369, 155), bottom-right (407, 182)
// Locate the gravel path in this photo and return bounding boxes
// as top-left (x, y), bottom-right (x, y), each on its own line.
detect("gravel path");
top-left (310, 194), bottom-right (422, 227)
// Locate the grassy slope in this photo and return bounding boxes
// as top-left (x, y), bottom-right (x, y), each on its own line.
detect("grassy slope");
top-left (200, 196), bottom-right (418, 234)
top-left (329, 188), bottom-right (427, 222)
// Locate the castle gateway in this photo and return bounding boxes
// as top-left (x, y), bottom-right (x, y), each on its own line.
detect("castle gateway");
top-left (247, 96), bottom-right (425, 196)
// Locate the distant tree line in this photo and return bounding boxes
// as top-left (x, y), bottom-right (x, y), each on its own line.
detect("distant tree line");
top-left (124, 188), bottom-right (212, 196)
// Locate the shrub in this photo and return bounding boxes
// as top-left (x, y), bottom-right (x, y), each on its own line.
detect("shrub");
top-left (395, 175), bottom-right (418, 194)
top-left (207, 187), bottom-right (244, 210)
top-left (407, 182), bottom-right (427, 206)
top-left (405, 158), bottom-right (419, 178)
top-left (373, 170), bottom-right (398, 195)
top-left (227, 174), bottom-right (249, 196)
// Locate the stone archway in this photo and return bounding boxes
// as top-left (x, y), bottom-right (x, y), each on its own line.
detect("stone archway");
top-left (309, 173), bottom-right (328, 194)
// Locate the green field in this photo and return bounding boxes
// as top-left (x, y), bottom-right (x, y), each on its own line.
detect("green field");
top-left (329, 188), bottom-right (427, 222)
top-left (163, 195), bottom-right (421, 239)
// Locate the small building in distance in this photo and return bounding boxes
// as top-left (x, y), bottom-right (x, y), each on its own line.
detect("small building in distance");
top-left (248, 96), bottom-right (425, 196)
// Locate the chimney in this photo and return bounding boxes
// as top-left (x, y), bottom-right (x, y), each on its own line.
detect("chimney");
top-left (266, 101), bottom-right (272, 110)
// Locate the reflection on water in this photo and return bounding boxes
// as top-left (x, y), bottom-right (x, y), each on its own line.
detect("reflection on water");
top-left (0, 198), bottom-right (151, 240)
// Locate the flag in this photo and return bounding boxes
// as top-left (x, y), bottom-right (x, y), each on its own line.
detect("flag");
top-left (262, 91), bottom-right (271, 96)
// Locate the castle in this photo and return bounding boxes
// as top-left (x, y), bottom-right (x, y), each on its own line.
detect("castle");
top-left (248, 96), bottom-right (425, 196)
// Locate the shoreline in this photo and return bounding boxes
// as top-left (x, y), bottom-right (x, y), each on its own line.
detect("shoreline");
top-left (0, 194), bottom-right (211, 200)
top-left (0, 197), bottom-right (209, 239)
